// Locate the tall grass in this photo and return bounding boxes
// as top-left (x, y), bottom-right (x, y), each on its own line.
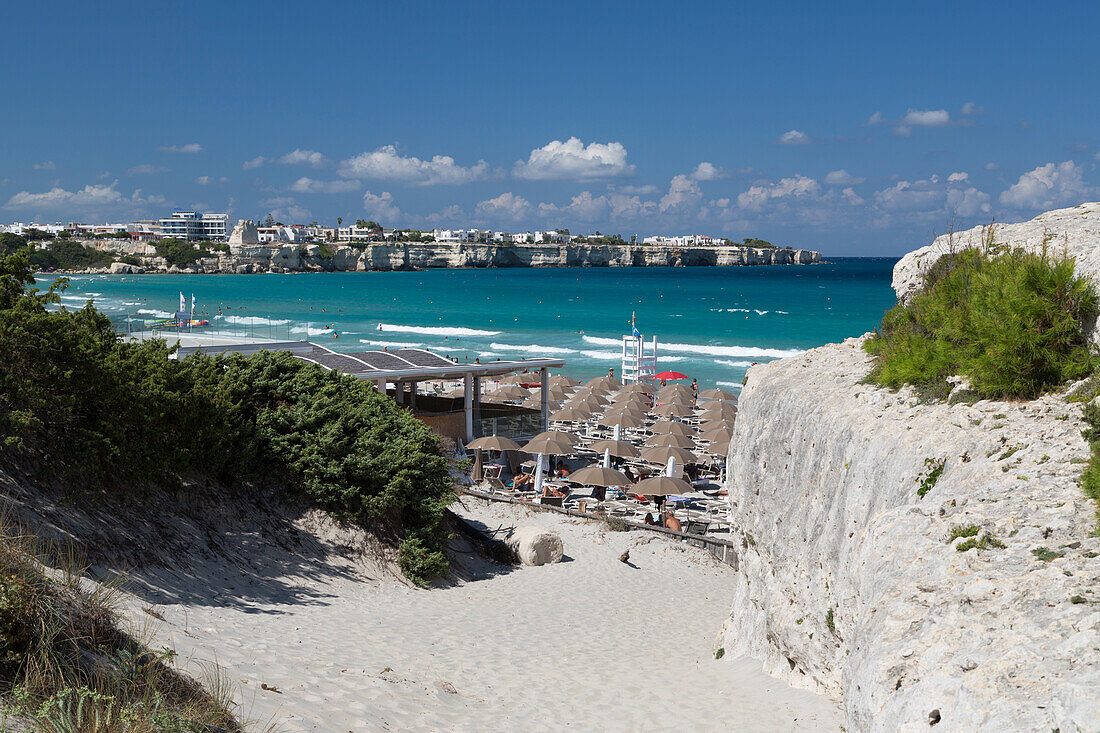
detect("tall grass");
top-left (865, 239), bottom-right (1098, 401)
top-left (0, 517), bottom-right (241, 731)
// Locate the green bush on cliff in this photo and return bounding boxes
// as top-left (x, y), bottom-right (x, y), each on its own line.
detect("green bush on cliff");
top-left (0, 247), bottom-right (454, 584)
top-left (864, 246), bottom-right (1098, 400)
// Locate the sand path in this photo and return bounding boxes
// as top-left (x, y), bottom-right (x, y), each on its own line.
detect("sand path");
top-left (122, 498), bottom-right (841, 731)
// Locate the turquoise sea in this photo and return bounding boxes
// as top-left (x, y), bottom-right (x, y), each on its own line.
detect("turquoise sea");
top-left (49, 258), bottom-right (898, 390)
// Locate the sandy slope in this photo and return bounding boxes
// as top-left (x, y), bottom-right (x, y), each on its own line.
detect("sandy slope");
top-left (120, 498), bottom-right (841, 732)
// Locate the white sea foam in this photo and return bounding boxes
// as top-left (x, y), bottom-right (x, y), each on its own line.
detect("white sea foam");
top-left (716, 359), bottom-right (755, 368)
top-left (658, 356), bottom-right (689, 363)
top-left (359, 339), bottom-right (424, 348)
top-left (379, 323), bottom-right (501, 337)
top-left (489, 342), bottom-right (577, 355)
top-left (137, 308), bottom-right (173, 318)
top-left (584, 334), bottom-right (801, 359)
top-left (60, 293), bottom-right (95, 302)
top-left (754, 310), bottom-right (770, 315)
top-left (222, 315), bottom-right (291, 326)
top-left (291, 325), bottom-right (334, 336)
top-left (581, 335), bottom-right (622, 347)
top-left (716, 381), bottom-right (743, 390)
top-left (660, 341), bottom-right (802, 359)
top-left (579, 350), bottom-right (620, 360)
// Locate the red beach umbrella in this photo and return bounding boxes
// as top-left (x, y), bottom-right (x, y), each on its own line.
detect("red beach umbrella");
top-left (654, 371), bottom-right (689, 381)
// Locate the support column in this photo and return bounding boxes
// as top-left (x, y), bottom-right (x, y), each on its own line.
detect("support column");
top-left (464, 373), bottom-right (474, 443)
top-left (395, 382), bottom-right (404, 405)
top-left (472, 376), bottom-right (481, 433)
top-left (410, 381), bottom-right (417, 410)
top-left (540, 367), bottom-right (549, 433)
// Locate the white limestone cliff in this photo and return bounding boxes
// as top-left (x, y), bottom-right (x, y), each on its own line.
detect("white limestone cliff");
top-left (720, 204), bottom-right (1100, 731)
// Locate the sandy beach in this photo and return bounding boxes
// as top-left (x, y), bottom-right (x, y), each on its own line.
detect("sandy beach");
top-left (114, 497), bottom-right (841, 732)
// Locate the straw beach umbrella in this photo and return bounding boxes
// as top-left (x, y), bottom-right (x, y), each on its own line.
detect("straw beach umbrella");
top-left (523, 434), bottom-right (576, 455)
top-left (550, 375), bottom-right (581, 387)
top-left (644, 433), bottom-right (694, 449)
top-left (700, 425), bottom-right (734, 443)
top-left (492, 384), bottom-right (529, 401)
top-left (633, 475), bottom-right (692, 496)
top-left (598, 411), bottom-right (647, 429)
top-left (587, 375), bottom-right (623, 390)
top-left (567, 465), bottom-right (631, 487)
top-left (640, 445), bottom-right (697, 465)
top-left (466, 435), bottom-right (523, 452)
top-left (698, 388), bottom-right (737, 401)
top-left (706, 440), bottom-right (731, 456)
top-left (551, 406), bottom-right (592, 422)
top-left (653, 402), bottom-right (694, 419)
top-left (651, 420), bottom-right (694, 437)
top-left (588, 439), bottom-right (640, 459)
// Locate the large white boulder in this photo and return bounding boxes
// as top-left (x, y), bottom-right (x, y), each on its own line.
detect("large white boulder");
top-left (504, 526), bottom-right (563, 566)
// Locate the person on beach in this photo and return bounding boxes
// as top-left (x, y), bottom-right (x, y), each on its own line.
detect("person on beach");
top-left (512, 472), bottom-right (536, 490)
top-left (608, 367), bottom-right (615, 379)
top-left (665, 513), bottom-right (682, 532)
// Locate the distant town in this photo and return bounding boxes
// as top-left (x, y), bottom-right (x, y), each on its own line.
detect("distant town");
top-left (1, 209), bottom-right (785, 250)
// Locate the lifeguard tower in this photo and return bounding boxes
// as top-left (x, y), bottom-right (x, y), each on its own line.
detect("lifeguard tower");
top-left (621, 314), bottom-right (658, 383)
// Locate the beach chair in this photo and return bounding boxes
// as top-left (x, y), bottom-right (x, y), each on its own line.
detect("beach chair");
top-left (539, 495), bottom-right (564, 507)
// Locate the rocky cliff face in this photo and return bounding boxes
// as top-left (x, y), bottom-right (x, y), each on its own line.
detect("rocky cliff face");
top-left (719, 340), bottom-right (1100, 730)
top-left (98, 241), bottom-right (822, 274)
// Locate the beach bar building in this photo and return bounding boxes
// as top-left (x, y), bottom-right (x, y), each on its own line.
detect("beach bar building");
top-left (173, 340), bottom-right (565, 443)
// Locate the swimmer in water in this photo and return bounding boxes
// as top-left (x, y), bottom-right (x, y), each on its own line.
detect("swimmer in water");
top-left (378, 323), bottom-right (383, 331)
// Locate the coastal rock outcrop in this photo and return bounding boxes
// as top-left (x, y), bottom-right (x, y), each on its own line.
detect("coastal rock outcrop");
top-left (892, 202), bottom-right (1100, 343)
top-left (719, 338), bottom-right (1100, 732)
top-left (505, 526), bottom-right (564, 566)
top-left (62, 240), bottom-right (823, 275)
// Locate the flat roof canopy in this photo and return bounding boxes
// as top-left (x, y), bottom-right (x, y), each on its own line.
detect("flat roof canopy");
top-left (174, 341), bottom-right (566, 381)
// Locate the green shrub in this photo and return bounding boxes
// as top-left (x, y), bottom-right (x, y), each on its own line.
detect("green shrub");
top-left (946, 524), bottom-right (980, 542)
top-left (916, 457), bottom-right (946, 498)
top-left (0, 250), bottom-right (454, 584)
top-left (28, 241), bottom-right (114, 271)
top-left (1076, 400), bottom-right (1100, 530)
top-left (956, 532), bottom-right (1005, 552)
top-left (864, 245), bottom-right (1098, 400)
top-left (153, 238), bottom-right (208, 267)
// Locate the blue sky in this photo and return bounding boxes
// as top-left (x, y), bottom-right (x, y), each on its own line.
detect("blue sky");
top-left (3, 0), bottom-right (1099, 255)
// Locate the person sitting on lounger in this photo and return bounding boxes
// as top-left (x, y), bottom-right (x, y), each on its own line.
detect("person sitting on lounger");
top-left (622, 465), bottom-right (637, 482)
top-left (512, 472), bottom-right (536, 490)
top-left (557, 463), bottom-right (572, 478)
top-left (644, 513), bottom-right (660, 526)
top-left (664, 512), bottom-right (682, 532)
top-left (543, 483), bottom-right (569, 498)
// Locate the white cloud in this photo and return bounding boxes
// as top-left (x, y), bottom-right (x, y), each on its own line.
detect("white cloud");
top-left (158, 143), bottom-right (202, 153)
top-left (961, 102), bottom-right (984, 116)
top-left (946, 186), bottom-right (992, 217)
top-left (841, 187), bottom-right (865, 206)
top-left (617, 184), bottom-right (659, 195)
top-left (338, 145), bottom-right (492, 185)
top-left (999, 161), bottom-right (1093, 210)
top-left (690, 162), bottom-right (725, 181)
top-left (538, 191), bottom-right (612, 221)
top-left (33, 161), bottom-right (56, 170)
top-left (824, 169), bottom-right (865, 185)
top-left (900, 109), bottom-right (950, 127)
top-left (476, 192), bottom-right (531, 220)
top-left (866, 111), bottom-right (884, 125)
top-left (872, 173), bottom-right (991, 221)
top-left (514, 137), bottom-right (633, 180)
top-left (288, 177), bottom-right (360, 194)
top-left (127, 164), bottom-right (169, 175)
top-left (737, 175), bottom-right (819, 211)
top-left (362, 190), bottom-right (401, 223)
top-left (242, 156), bottom-right (269, 170)
top-left (777, 129), bottom-right (811, 145)
top-left (984, 162), bottom-right (999, 171)
top-left (659, 174), bottom-right (703, 214)
top-left (423, 204), bottom-right (466, 225)
top-left (278, 149), bottom-right (328, 167)
top-left (4, 182), bottom-right (125, 210)
top-left (195, 175), bottom-right (228, 185)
